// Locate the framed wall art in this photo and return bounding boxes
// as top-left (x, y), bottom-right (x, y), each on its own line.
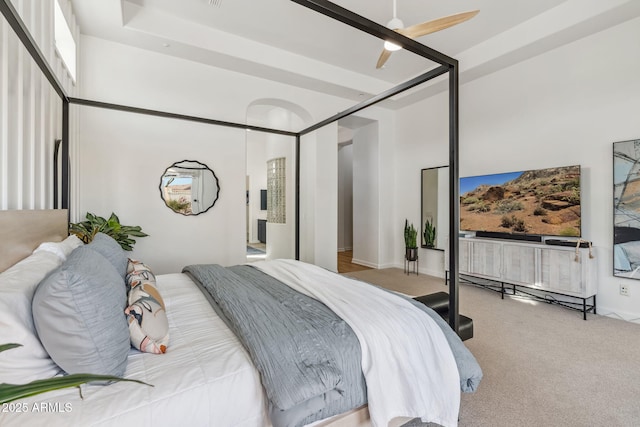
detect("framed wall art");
top-left (613, 139), bottom-right (640, 279)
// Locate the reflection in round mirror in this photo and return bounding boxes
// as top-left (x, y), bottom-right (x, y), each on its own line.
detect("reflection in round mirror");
top-left (159, 160), bottom-right (220, 216)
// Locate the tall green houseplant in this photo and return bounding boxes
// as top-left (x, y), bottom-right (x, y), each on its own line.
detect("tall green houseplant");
top-left (404, 219), bottom-right (418, 248)
top-left (404, 219), bottom-right (418, 261)
top-left (69, 212), bottom-right (148, 251)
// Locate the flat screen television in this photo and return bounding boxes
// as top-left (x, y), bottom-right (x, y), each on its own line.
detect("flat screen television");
top-left (459, 165), bottom-right (581, 238)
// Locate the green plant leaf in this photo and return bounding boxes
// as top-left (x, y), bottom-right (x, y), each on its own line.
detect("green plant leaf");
top-left (69, 212), bottom-right (148, 250)
top-left (0, 374), bottom-right (152, 404)
top-left (0, 344), bottom-right (22, 353)
top-left (120, 226), bottom-right (148, 237)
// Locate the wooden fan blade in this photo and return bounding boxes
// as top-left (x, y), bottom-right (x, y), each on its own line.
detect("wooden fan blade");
top-left (376, 48), bottom-right (393, 69)
top-left (397, 10), bottom-right (479, 39)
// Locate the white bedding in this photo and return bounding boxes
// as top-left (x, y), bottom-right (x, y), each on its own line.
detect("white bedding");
top-left (0, 273), bottom-right (268, 427)
top-left (252, 260), bottom-right (460, 427)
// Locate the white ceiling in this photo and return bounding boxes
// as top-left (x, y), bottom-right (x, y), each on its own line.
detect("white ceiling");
top-left (70, 0), bottom-right (640, 109)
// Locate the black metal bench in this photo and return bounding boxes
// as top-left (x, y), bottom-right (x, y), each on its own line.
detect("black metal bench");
top-left (413, 292), bottom-right (474, 341)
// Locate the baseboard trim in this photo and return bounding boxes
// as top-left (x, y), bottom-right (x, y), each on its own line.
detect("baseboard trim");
top-left (377, 262), bottom-right (395, 269)
top-left (597, 307), bottom-right (640, 324)
top-left (351, 258), bottom-right (378, 269)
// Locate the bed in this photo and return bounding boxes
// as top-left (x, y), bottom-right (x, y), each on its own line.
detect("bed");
top-left (0, 210), bottom-right (481, 427)
top-left (2, 0), bottom-right (468, 351)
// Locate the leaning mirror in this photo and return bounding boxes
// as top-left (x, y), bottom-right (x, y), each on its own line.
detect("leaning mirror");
top-left (160, 160), bottom-right (220, 216)
top-left (421, 166), bottom-right (449, 250)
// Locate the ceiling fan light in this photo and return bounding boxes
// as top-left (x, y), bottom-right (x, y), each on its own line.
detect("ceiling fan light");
top-left (383, 40), bottom-right (402, 51)
top-left (386, 17), bottom-right (404, 30)
top-left (384, 16), bottom-right (404, 51)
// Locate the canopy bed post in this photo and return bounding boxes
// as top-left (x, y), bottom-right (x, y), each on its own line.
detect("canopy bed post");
top-left (295, 134), bottom-right (301, 260)
top-left (62, 99), bottom-right (70, 214)
top-left (448, 64), bottom-right (460, 333)
top-left (53, 139), bottom-right (61, 208)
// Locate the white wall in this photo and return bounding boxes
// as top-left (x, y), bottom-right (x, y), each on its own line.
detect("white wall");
top-left (352, 122), bottom-right (379, 268)
top-left (264, 108), bottom-right (298, 261)
top-left (76, 36), bottom-right (354, 273)
top-left (336, 109), bottom-right (396, 270)
top-left (299, 131), bottom-right (316, 264)
top-left (78, 37), bottom-right (352, 133)
top-left (395, 16), bottom-right (640, 321)
top-left (299, 123), bottom-right (339, 272)
top-left (75, 35), bottom-right (401, 276)
top-left (76, 106), bottom-right (246, 274)
top-left (373, 109), bottom-right (397, 269)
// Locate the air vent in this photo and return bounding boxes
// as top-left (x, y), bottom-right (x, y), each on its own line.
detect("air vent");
top-left (208, 0), bottom-right (222, 6)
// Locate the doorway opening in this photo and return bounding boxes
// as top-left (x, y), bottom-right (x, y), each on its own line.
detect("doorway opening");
top-left (336, 116), bottom-right (377, 274)
top-left (246, 99), bottom-right (311, 262)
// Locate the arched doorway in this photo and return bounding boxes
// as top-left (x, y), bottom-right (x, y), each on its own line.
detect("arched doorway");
top-left (245, 99), bottom-right (312, 261)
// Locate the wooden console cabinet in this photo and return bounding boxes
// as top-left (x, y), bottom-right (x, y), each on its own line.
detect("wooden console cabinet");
top-left (450, 237), bottom-right (597, 319)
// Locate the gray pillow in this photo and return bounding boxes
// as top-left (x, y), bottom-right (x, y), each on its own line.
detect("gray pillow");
top-left (87, 232), bottom-right (128, 278)
top-left (32, 246), bottom-right (130, 376)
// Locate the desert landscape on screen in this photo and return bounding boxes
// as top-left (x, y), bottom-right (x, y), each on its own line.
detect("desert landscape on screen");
top-left (460, 166), bottom-right (581, 237)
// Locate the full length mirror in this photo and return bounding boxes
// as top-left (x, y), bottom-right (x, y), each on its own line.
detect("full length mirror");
top-left (160, 160), bottom-right (220, 216)
top-left (421, 166), bottom-right (449, 250)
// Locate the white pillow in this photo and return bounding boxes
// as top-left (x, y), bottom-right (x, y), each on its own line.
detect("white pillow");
top-left (33, 235), bottom-right (83, 261)
top-left (0, 250), bottom-right (65, 384)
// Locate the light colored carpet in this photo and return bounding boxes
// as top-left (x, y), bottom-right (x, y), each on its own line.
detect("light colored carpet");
top-left (344, 268), bottom-right (640, 427)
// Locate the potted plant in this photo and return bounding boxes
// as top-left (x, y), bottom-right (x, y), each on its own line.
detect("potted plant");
top-left (69, 212), bottom-right (148, 251)
top-left (404, 219), bottom-right (418, 261)
top-left (423, 218), bottom-right (437, 248)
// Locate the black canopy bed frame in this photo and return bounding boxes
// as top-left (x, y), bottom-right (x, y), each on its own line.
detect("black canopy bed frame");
top-left (0, 0), bottom-right (462, 334)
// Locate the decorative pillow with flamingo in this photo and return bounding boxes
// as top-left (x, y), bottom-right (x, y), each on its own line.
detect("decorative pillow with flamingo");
top-left (125, 259), bottom-right (169, 354)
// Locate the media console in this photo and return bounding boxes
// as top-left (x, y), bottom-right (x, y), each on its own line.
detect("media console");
top-left (446, 237), bottom-right (597, 319)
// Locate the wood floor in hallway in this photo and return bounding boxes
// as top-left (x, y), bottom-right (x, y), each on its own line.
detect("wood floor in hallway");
top-left (337, 250), bottom-right (372, 273)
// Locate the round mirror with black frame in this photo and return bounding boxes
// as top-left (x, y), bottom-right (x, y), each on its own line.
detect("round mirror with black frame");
top-left (159, 160), bottom-right (220, 216)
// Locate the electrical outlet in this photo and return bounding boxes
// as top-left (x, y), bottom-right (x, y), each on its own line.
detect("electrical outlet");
top-left (620, 284), bottom-right (630, 296)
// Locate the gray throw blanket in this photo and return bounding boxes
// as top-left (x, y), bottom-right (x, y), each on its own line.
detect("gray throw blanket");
top-left (183, 264), bottom-right (366, 427)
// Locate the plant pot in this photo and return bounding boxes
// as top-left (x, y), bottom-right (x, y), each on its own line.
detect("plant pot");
top-left (405, 247), bottom-right (418, 261)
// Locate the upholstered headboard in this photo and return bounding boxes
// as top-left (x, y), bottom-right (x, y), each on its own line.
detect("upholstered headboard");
top-left (0, 209), bottom-right (68, 272)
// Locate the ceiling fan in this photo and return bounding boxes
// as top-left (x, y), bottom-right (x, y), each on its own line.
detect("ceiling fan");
top-left (376, 0), bottom-right (479, 69)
